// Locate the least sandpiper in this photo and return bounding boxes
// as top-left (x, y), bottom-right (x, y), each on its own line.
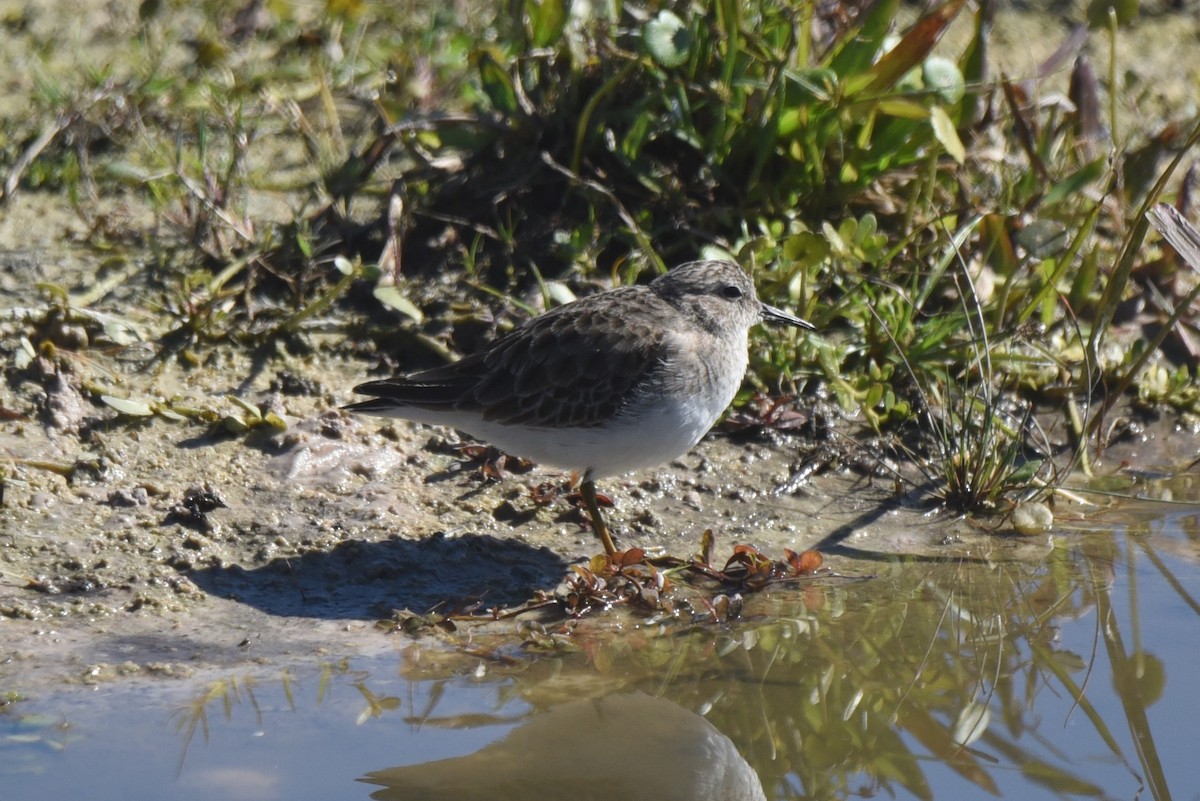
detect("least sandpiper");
top-left (345, 259), bottom-right (814, 555)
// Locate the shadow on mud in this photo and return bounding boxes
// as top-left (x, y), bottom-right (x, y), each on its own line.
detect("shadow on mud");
top-left (189, 532), bottom-right (569, 618)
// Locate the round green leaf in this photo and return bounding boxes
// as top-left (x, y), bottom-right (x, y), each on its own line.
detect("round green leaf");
top-left (922, 56), bottom-right (965, 105)
top-left (644, 11), bottom-right (690, 69)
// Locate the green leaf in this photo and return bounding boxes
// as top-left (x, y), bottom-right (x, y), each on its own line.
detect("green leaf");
top-left (865, 382), bottom-right (884, 409)
top-left (103, 161), bottom-right (152, 183)
top-left (526, 0), bottom-right (566, 48)
top-left (228, 395), bottom-right (262, 418)
top-left (922, 56), bottom-right (965, 105)
top-left (930, 106), bottom-right (965, 163)
top-left (476, 50), bottom-right (518, 115)
top-left (826, 0), bottom-right (899, 76)
top-left (36, 282), bottom-right (70, 305)
top-left (783, 232), bottom-right (832, 269)
top-left (373, 286), bottom-right (424, 322)
top-left (542, 281), bottom-right (577, 307)
top-left (1042, 158), bottom-right (1106, 207)
top-left (101, 395), bottom-right (155, 417)
top-left (877, 98), bottom-right (932, 120)
top-left (15, 336), bottom-right (36, 370)
top-left (621, 113), bottom-right (653, 160)
top-left (1016, 219), bottom-right (1068, 260)
top-left (643, 10), bottom-right (691, 69)
top-left (262, 411), bottom-right (289, 431)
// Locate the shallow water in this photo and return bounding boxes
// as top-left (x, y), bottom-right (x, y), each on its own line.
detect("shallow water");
top-left (4, 476), bottom-right (1199, 801)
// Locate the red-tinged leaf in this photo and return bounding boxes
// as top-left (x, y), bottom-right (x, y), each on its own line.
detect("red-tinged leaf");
top-left (786, 548), bottom-right (824, 574)
top-left (614, 548), bottom-right (646, 567)
top-left (866, 0), bottom-right (966, 93)
top-left (572, 488), bottom-right (615, 508)
top-left (708, 594), bottom-right (730, 622)
top-left (1180, 163), bottom-right (1196, 216)
top-left (723, 393), bottom-right (809, 433)
top-left (1069, 55), bottom-right (1101, 143)
top-left (724, 544), bottom-right (774, 580)
top-left (530, 481), bottom-right (560, 506)
top-left (981, 213), bottom-right (1018, 276)
top-left (1036, 23), bottom-right (1087, 81)
top-left (0, 405), bottom-right (28, 421)
top-left (1001, 78), bottom-right (1049, 180)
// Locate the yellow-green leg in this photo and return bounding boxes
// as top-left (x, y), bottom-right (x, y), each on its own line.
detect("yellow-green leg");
top-left (580, 479), bottom-right (617, 556)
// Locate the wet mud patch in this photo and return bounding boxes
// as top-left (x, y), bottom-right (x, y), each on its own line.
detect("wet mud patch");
top-left (2, 329), bottom-right (1197, 701)
top-left (2, 0), bottom-right (1200, 709)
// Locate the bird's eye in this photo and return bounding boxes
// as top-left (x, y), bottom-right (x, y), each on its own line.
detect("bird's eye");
top-left (721, 284), bottom-right (743, 299)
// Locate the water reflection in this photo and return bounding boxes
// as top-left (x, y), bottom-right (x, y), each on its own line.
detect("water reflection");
top-left (362, 692), bottom-right (765, 801)
top-left (383, 523), bottom-right (1197, 800)
top-left (3, 479), bottom-right (1198, 801)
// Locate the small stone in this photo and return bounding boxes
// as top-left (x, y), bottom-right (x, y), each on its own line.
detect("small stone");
top-left (1012, 501), bottom-right (1053, 535)
top-left (105, 487), bottom-right (149, 508)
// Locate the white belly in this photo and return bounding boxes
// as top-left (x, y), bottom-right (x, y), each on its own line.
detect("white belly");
top-left (371, 328), bottom-right (748, 481)
top-left (416, 389), bottom-right (723, 481)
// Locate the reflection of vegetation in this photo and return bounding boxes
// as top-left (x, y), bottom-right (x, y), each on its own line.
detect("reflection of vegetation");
top-left (386, 532), bottom-right (1192, 801)
top-left (172, 673), bottom-right (271, 774)
top-left (1069, 486), bottom-right (1200, 801)
top-left (172, 661), bottom-right (346, 772)
top-left (0, 700), bottom-right (76, 768)
top-left (650, 563), bottom-right (1072, 799)
top-left (161, 511), bottom-right (1198, 799)
top-left (170, 658), bottom-right (405, 768)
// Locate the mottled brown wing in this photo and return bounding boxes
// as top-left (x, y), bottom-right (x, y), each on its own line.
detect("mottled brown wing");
top-left (352, 287), bottom-right (669, 428)
top-left (348, 350), bottom-right (489, 413)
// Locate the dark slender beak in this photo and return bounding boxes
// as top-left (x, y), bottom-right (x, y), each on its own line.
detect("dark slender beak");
top-left (761, 302), bottom-right (816, 331)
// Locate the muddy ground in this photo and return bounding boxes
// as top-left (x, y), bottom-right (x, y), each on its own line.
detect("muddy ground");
top-left (4, 2), bottom-right (1200, 697)
top-left (3, 262), bottom-right (1196, 697)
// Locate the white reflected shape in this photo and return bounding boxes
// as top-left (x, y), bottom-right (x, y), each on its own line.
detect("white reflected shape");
top-left (360, 692), bottom-right (766, 801)
top-left (952, 700), bottom-right (991, 747)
